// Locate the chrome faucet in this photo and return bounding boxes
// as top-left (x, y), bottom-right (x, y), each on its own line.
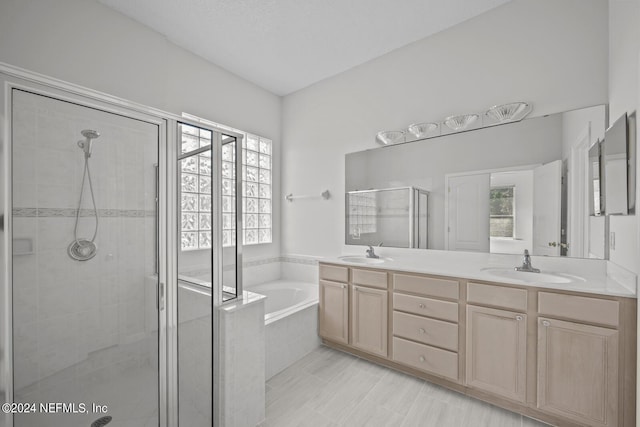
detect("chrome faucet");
top-left (515, 249), bottom-right (540, 273)
top-left (365, 243), bottom-right (382, 259)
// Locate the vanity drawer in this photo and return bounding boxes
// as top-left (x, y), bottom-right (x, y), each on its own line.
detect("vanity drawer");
top-left (393, 273), bottom-right (459, 300)
top-left (538, 292), bottom-right (619, 327)
top-left (467, 282), bottom-right (527, 311)
top-left (393, 293), bottom-right (458, 323)
top-left (393, 311), bottom-right (458, 351)
top-left (320, 264), bottom-right (349, 283)
top-left (393, 337), bottom-right (458, 381)
top-left (352, 268), bottom-right (388, 289)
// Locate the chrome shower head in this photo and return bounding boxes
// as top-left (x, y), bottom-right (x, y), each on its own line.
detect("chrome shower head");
top-left (81, 129), bottom-right (100, 140)
top-left (78, 129), bottom-right (100, 158)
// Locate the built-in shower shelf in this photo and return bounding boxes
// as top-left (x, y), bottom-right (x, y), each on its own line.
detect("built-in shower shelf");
top-left (12, 238), bottom-right (34, 255)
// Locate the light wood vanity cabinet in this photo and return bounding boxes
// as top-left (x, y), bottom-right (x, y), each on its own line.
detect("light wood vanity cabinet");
top-left (319, 264), bottom-right (389, 357)
top-left (351, 284), bottom-right (388, 357)
top-left (319, 280), bottom-right (349, 344)
top-left (318, 262), bottom-right (637, 427)
top-left (466, 305), bottom-right (527, 403)
top-left (537, 317), bottom-right (619, 427)
top-left (350, 268), bottom-right (389, 357)
top-left (318, 264), bottom-right (350, 345)
top-left (391, 272), bottom-right (461, 380)
top-left (536, 292), bottom-right (624, 427)
top-left (465, 282), bottom-right (528, 402)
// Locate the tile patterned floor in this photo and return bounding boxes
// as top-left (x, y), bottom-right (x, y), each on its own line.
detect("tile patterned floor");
top-left (262, 346), bottom-right (550, 427)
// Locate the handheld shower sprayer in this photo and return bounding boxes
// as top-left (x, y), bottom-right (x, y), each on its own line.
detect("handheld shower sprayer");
top-left (77, 129), bottom-right (100, 158)
top-left (68, 129), bottom-right (101, 261)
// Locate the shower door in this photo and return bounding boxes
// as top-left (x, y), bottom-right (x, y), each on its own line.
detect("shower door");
top-left (175, 120), bottom-right (243, 426)
top-left (7, 87), bottom-right (162, 427)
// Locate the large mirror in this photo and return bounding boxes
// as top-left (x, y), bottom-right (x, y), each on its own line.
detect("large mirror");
top-left (345, 105), bottom-right (607, 258)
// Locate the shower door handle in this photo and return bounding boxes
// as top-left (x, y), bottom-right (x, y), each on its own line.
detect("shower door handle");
top-left (159, 282), bottom-right (165, 311)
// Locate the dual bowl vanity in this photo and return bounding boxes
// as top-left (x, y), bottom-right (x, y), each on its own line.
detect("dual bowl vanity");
top-left (336, 100), bottom-right (638, 426)
top-left (318, 253), bottom-right (636, 427)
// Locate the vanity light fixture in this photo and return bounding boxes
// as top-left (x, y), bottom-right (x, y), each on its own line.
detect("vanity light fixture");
top-left (444, 114), bottom-right (479, 131)
top-left (485, 102), bottom-right (531, 123)
top-left (408, 122), bottom-right (439, 138)
top-left (376, 101), bottom-right (533, 145)
top-left (376, 130), bottom-right (405, 145)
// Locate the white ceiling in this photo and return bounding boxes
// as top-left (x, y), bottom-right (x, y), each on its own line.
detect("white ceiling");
top-left (99, 0), bottom-right (511, 96)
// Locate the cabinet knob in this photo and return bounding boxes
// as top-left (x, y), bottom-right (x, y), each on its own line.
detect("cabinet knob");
top-left (419, 356), bottom-right (425, 362)
top-left (341, 284), bottom-right (346, 289)
top-left (419, 328), bottom-right (426, 334)
top-left (516, 315), bottom-right (523, 321)
top-left (542, 320), bottom-right (550, 327)
top-left (419, 303), bottom-right (425, 309)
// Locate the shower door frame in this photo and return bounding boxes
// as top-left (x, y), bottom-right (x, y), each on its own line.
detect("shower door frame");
top-left (0, 63), bottom-right (180, 427)
top-left (174, 118), bottom-right (244, 426)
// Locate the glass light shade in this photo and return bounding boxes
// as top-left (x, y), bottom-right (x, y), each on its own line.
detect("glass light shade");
top-left (444, 114), bottom-right (479, 131)
top-left (376, 130), bottom-right (405, 145)
top-left (486, 102), bottom-right (530, 122)
top-left (408, 122), bottom-right (438, 138)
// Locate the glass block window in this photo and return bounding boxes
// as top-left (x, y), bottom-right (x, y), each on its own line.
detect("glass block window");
top-left (221, 141), bottom-right (236, 248)
top-left (489, 186), bottom-right (516, 238)
top-left (243, 134), bottom-right (272, 245)
top-left (181, 124), bottom-right (213, 250)
top-left (180, 114), bottom-right (273, 247)
top-left (347, 192), bottom-right (377, 239)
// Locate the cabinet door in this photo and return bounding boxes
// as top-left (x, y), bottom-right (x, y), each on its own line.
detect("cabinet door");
top-left (351, 285), bottom-right (388, 357)
top-left (537, 317), bottom-right (618, 427)
top-left (319, 280), bottom-right (349, 345)
top-left (466, 305), bottom-right (527, 402)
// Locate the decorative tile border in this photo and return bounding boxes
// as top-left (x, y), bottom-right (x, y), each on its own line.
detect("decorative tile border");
top-left (244, 256), bottom-right (282, 267)
top-left (13, 207), bottom-right (155, 217)
top-left (278, 256), bottom-right (319, 266)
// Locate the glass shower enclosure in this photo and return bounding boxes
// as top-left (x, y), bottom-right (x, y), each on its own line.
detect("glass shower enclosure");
top-left (0, 68), bottom-right (241, 426)
top-left (346, 187), bottom-right (429, 249)
top-left (176, 121), bottom-right (242, 426)
top-left (7, 88), bottom-right (161, 427)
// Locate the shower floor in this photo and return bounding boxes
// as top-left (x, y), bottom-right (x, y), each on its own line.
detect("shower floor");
top-left (14, 363), bottom-right (158, 427)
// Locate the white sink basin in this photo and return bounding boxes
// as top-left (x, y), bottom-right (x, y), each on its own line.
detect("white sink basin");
top-left (481, 268), bottom-right (585, 284)
top-left (339, 256), bottom-right (389, 265)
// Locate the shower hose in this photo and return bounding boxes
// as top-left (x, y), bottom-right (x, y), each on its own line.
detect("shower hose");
top-left (73, 155), bottom-right (99, 247)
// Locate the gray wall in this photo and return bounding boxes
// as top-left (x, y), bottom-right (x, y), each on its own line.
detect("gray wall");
top-left (0, 0), bottom-right (282, 261)
top-left (281, 0), bottom-right (609, 257)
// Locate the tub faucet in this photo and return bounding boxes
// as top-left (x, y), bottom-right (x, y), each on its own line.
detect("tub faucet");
top-left (365, 245), bottom-right (380, 259)
top-left (515, 249), bottom-right (540, 273)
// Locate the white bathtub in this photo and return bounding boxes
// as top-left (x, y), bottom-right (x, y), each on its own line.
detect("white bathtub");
top-left (246, 280), bottom-right (321, 379)
top-left (248, 280), bottom-right (318, 325)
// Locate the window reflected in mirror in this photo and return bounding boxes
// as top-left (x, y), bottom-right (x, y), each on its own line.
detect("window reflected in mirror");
top-left (489, 186), bottom-right (515, 239)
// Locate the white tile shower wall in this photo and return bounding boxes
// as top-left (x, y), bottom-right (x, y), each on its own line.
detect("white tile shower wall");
top-left (11, 91), bottom-right (158, 393)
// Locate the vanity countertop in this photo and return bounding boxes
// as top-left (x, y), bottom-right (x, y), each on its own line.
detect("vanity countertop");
top-left (322, 250), bottom-right (637, 298)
